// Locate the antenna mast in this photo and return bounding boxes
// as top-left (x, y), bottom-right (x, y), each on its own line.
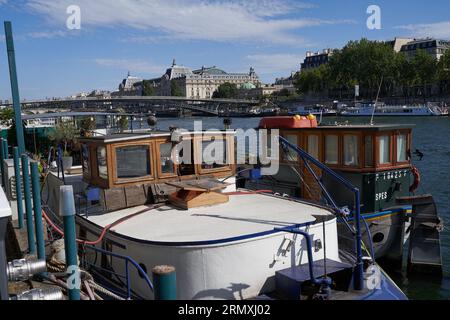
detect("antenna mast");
top-left (370, 76), bottom-right (384, 126)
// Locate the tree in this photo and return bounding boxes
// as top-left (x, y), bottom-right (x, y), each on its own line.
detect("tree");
top-left (142, 80), bottom-right (156, 96)
top-left (212, 82), bottom-right (238, 99)
top-left (80, 116), bottom-right (96, 137)
top-left (0, 108), bottom-right (14, 126)
top-left (412, 49), bottom-right (437, 99)
top-left (48, 121), bottom-right (79, 156)
top-left (171, 81), bottom-right (184, 97)
top-left (437, 50), bottom-right (450, 94)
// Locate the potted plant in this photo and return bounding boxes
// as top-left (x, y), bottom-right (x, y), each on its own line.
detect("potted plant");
top-left (48, 121), bottom-right (79, 172)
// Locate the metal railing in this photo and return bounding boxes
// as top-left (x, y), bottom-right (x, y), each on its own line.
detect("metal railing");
top-left (80, 245), bottom-right (154, 300)
top-left (278, 136), bottom-right (364, 290)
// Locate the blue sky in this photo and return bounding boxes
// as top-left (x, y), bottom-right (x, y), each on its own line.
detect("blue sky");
top-left (0, 0), bottom-right (450, 100)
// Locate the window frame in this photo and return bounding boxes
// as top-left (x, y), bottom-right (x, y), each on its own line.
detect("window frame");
top-left (155, 139), bottom-right (178, 179)
top-left (111, 141), bottom-right (155, 185)
top-left (323, 133), bottom-right (341, 167)
top-left (342, 133), bottom-right (362, 168)
top-left (394, 130), bottom-right (411, 165)
top-left (194, 134), bottom-right (233, 175)
top-left (375, 133), bottom-right (394, 168)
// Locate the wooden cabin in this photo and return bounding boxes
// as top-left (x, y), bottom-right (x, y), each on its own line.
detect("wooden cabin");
top-left (79, 131), bottom-right (235, 212)
top-left (253, 120), bottom-right (414, 215)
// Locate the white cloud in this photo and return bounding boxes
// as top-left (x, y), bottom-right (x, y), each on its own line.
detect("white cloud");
top-left (397, 21), bottom-right (450, 39)
top-left (27, 30), bottom-right (67, 39)
top-left (246, 53), bottom-right (303, 74)
top-left (94, 59), bottom-right (165, 75)
top-left (26, 0), bottom-right (353, 45)
top-left (0, 0), bottom-right (7, 5)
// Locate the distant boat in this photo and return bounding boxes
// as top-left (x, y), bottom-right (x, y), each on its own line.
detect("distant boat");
top-left (289, 104), bottom-right (338, 117)
top-left (339, 102), bottom-right (448, 117)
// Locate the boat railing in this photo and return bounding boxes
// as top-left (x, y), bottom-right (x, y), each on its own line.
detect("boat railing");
top-left (80, 244), bottom-right (154, 300)
top-left (278, 136), bottom-right (364, 290)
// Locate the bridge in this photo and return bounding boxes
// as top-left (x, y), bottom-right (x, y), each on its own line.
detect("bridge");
top-left (1, 96), bottom-right (260, 117)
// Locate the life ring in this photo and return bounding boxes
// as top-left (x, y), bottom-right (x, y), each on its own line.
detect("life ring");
top-left (409, 166), bottom-right (421, 193)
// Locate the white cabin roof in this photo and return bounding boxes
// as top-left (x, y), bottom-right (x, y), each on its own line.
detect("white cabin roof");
top-left (86, 194), bottom-right (333, 244)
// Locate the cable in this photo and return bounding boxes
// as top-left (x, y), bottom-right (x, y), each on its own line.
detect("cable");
top-left (42, 205), bottom-right (162, 245)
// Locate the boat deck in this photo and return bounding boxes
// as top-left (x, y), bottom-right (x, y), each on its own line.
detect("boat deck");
top-left (84, 194), bottom-right (333, 244)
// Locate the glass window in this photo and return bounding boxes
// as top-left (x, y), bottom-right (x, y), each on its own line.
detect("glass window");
top-left (307, 135), bottom-right (319, 160)
top-left (201, 138), bottom-right (228, 170)
top-left (116, 145), bottom-right (151, 179)
top-left (97, 146), bottom-right (108, 180)
top-left (344, 135), bottom-right (359, 166)
top-left (325, 135), bottom-right (339, 165)
top-left (284, 134), bottom-right (298, 161)
top-left (160, 143), bottom-right (175, 174)
top-left (397, 134), bottom-right (408, 162)
top-left (82, 144), bottom-right (90, 177)
top-left (364, 135), bottom-right (374, 167)
top-left (378, 136), bottom-right (391, 164)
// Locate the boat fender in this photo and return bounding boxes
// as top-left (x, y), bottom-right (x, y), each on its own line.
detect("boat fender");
top-left (409, 166), bottom-right (421, 193)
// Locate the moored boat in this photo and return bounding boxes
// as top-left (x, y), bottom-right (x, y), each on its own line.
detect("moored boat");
top-left (42, 128), bottom-right (407, 300)
top-left (241, 115), bottom-right (442, 268)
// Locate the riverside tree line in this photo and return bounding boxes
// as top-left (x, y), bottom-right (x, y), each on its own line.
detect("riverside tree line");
top-left (294, 38), bottom-right (450, 101)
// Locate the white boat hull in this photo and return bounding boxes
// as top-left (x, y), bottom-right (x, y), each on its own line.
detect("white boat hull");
top-left (77, 216), bottom-right (339, 300)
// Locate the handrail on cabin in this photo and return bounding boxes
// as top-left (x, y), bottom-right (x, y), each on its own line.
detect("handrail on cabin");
top-left (278, 136), bottom-right (364, 291)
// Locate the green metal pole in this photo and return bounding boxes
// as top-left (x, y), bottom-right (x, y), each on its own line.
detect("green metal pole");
top-left (2, 139), bottom-right (8, 160)
top-left (30, 162), bottom-right (45, 261)
top-left (0, 138), bottom-right (5, 188)
top-left (152, 265), bottom-right (177, 300)
top-left (13, 147), bottom-right (24, 229)
top-left (2, 139), bottom-right (8, 189)
top-left (21, 155), bottom-right (35, 255)
top-left (4, 21), bottom-right (26, 155)
top-left (59, 185), bottom-right (80, 300)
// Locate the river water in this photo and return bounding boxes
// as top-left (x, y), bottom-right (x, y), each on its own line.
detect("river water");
top-left (149, 115), bottom-right (450, 300)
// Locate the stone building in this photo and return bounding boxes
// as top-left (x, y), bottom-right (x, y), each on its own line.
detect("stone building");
top-left (157, 60), bottom-right (260, 99)
top-left (399, 38), bottom-right (450, 60)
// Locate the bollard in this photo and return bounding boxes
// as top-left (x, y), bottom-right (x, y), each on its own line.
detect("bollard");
top-left (21, 155), bottom-right (36, 255)
top-left (13, 147), bottom-right (24, 229)
top-left (59, 185), bottom-right (80, 300)
top-left (152, 265), bottom-right (177, 300)
top-left (30, 162), bottom-right (45, 261)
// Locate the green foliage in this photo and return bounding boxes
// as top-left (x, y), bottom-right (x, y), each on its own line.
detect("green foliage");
top-left (142, 80), bottom-right (156, 96)
top-left (294, 38), bottom-right (448, 99)
top-left (0, 108), bottom-right (14, 126)
top-left (171, 81), bottom-right (184, 97)
top-left (118, 116), bottom-right (129, 133)
top-left (212, 82), bottom-right (238, 99)
top-left (47, 121), bottom-right (79, 154)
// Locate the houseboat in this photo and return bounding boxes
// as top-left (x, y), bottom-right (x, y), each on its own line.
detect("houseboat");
top-left (242, 116), bottom-right (442, 268)
top-left (339, 102), bottom-right (448, 117)
top-left (41, 129), bottom-right (406, 300)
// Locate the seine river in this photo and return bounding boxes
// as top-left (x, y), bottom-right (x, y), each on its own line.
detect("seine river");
top-left (149, 115), bottom-right (450, 300)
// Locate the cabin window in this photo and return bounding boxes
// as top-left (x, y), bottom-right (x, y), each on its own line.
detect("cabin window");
top-left (364, 135), bottom-right (374, 167)
top-left (378, 135), bottom-right (391, 164)
top-left (201, 138), bottom-right (228, 170)
top-left (343, 135), bottom-right (359, 166)
top-left (397, 134), bottom-right (408, 162)
top-left (307, 135), bottom-right (319, 160)
top-left (82, 144), bottom-right (90, 178)
top-left (284, 134), bottom-right (298, 161)
top-left (325, 135), bottom-right (339, 165)
top-left (160, 143), bottom-right (175, 174)
top-left (96, 146), bottom-right (108, 180)
top-left (175, 140), bottom-right (195, 176)
top-left (115, 145), bottom-right (151, 179)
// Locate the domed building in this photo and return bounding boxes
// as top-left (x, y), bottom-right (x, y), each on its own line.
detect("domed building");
top-left (156, 60), bottom-right (260, 99)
